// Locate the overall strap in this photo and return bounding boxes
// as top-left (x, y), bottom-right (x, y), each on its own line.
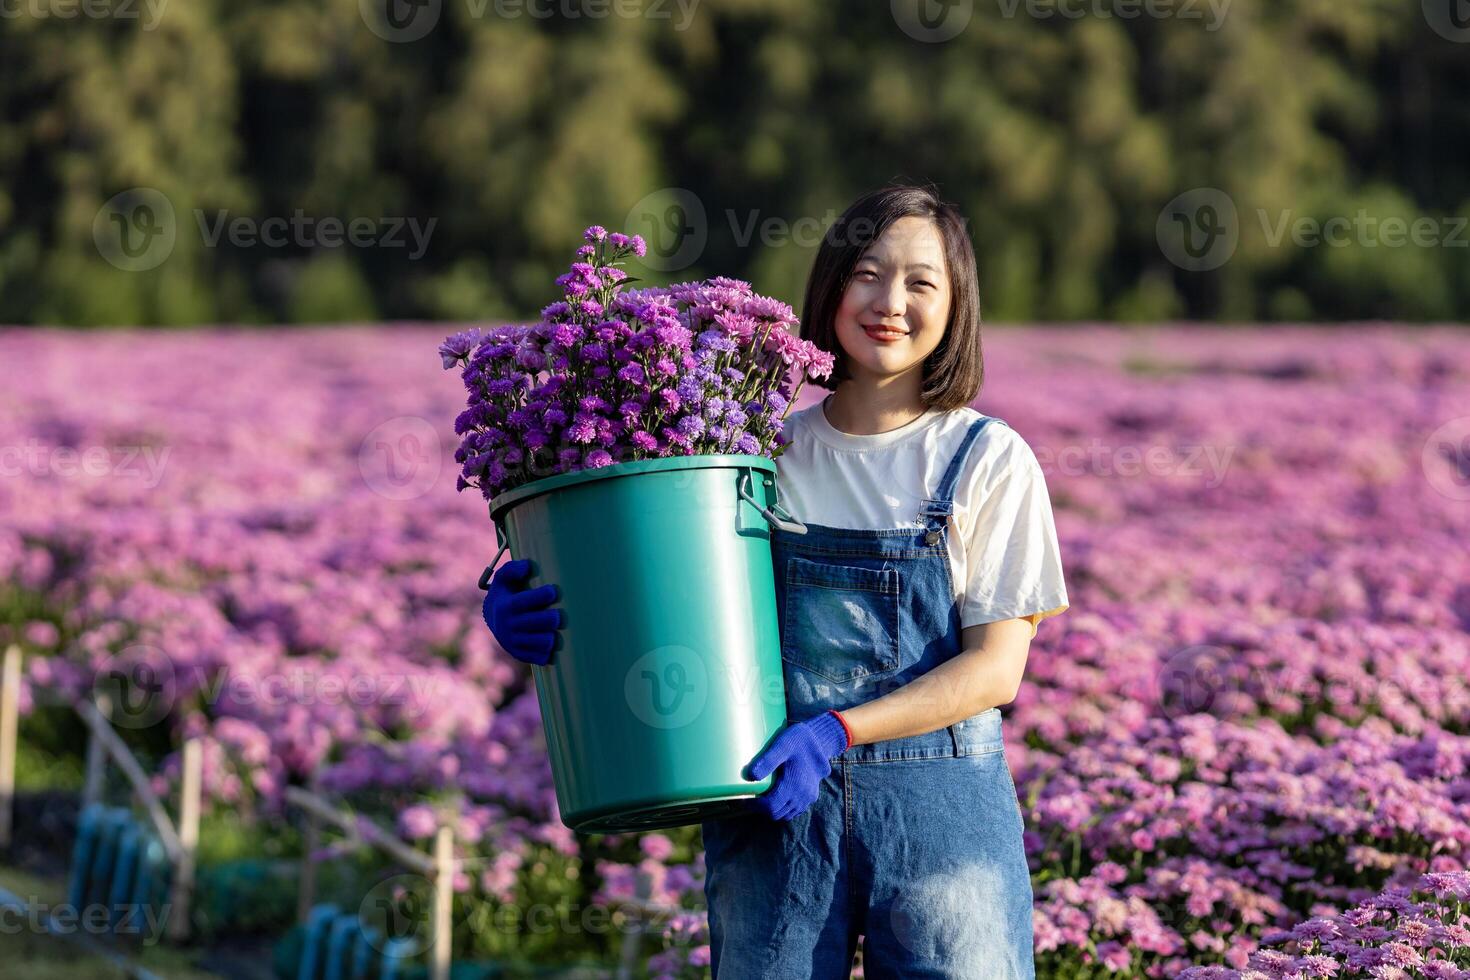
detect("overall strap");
top-left (919, 415), bottom-right (1009, 521)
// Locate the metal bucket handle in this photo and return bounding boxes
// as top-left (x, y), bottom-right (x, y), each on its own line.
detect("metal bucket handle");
top-left (738, 471), bottom-right (808, 535)
top-left (477, 521), bottom-right (512, 590)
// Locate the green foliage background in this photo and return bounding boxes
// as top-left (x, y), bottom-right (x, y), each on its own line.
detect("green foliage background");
top-left (0, 0), bottom-right (1466, 326)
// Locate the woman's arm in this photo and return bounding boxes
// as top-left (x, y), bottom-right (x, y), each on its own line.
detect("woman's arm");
top-left (839, 619), bottom-right (1033, 746)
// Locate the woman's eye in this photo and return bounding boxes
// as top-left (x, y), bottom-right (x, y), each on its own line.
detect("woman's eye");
top-left (911, 280), bottom-right (935, 290)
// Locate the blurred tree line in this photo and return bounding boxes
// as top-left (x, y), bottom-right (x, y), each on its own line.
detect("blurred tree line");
top-left (0, 0), bottom-right (1466, 326)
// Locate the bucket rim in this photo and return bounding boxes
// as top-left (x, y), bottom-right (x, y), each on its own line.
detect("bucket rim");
top-left (488, 452), bottom-right (777, 523)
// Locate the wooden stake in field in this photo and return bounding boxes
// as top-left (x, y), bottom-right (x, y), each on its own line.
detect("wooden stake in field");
top-left (0, 645), bottom-right (20, 849)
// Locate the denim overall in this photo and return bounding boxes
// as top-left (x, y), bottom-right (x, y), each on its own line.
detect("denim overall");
top-left (701, 414), bottom-right (1036, 980)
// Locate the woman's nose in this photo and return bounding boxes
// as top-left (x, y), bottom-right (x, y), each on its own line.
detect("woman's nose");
top-left (872, 277), bottom-right (906, 317)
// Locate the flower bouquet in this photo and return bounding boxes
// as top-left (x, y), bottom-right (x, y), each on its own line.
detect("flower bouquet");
top-left (439, 225), bottom-right (833, 498)
top-left (439, 226), bottom-right (832, 833)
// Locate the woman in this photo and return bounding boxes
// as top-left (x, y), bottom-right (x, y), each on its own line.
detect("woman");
top-left (485, 182), bottom-right (1069, 978)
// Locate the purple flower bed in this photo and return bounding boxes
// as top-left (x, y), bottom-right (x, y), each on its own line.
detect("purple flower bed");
top-left (1178, 870), bottom-right (1470, 979)
top-left (1, 324), bottom-right (1467, 974)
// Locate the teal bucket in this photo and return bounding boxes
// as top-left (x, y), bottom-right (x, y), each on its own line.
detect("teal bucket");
top-left (485, 453), bottom-right (804, 834)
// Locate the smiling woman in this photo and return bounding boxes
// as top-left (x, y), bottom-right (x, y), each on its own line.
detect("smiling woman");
top-left (800, 188), bottom-right (984, 418)
top-left (700, 183), bottom-right (1068, 980)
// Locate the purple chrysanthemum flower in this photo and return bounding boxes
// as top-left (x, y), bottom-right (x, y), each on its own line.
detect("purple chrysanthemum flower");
top-left (712, 311), bottom-right (758, 343)
top-left (567, 414), bottom-right (599, 444)
top-left (579, 395), bottom-right (611, 413)
top-left (515, 347), bottom-right (547, 371)
top-left (675, 377), bottom-right (703, 405)
top-left (551, 323), bottom-right (585, 347)
top-left (651, 323), bottom-right (690, 348)
top-left (708, 275), bottom-right (752, 293)
top-left (583, 225), bottom-right (607, 242)
top-left (438, 328), bottom-right (485, 369)
top-left (741, 295), bottom-right (794, 322)
top-left (697, 329), bottom-right (738, 354)
top-left (585, 449), bottom-right (614, 468)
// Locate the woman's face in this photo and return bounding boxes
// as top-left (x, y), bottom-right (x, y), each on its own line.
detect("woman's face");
top-left (832, 215), bottom-right (952, 385)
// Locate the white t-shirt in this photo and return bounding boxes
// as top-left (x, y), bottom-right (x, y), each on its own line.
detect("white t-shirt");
top-left (773, 394), bottom-right (1069, 637)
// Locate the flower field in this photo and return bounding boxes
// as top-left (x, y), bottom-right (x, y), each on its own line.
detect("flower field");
top-left (1, 324), bottom-right (1468, 977)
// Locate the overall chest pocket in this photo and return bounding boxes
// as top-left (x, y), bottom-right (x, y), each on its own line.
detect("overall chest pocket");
top-left (781, 555), bottom-right (902, 683)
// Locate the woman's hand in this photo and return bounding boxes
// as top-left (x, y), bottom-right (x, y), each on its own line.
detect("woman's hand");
top-left (744, 710), bottom-right (852, 821)
top-left (482, 558), bottom-right (564, 666)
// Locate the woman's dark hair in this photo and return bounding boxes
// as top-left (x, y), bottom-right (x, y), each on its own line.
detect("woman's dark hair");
top-left (800, 182), bottom-right (983, 411)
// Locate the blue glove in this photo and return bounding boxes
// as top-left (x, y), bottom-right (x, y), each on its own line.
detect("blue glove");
top-left (744, 710), bottom-right (852, 821)
top-left (482, 558), bottom-right (563, 666)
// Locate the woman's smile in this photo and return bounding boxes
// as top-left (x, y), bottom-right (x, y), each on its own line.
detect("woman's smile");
top-left (863, 322), bottom-right (910, 343)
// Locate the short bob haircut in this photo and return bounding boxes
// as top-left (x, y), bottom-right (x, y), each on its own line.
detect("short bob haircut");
top-left (800, 182), bottom-right (983, 411)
